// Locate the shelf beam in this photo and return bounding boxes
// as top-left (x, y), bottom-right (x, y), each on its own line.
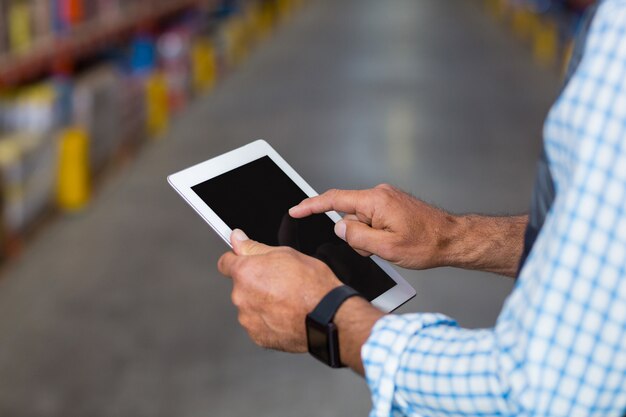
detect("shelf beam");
top-left (0, 0), bottom-right (216, 87)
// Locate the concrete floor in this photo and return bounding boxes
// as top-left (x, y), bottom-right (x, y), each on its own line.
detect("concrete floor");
top-left (0, 1), bottom-right (560, 416)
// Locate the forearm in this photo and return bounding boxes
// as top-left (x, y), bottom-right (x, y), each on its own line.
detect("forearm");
top-left (439, 214), bottom-right (528, 277)
top-left (328, 214), bottom-right (529, 373)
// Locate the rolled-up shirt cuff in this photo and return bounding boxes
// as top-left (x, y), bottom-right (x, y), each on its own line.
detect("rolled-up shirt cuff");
top-left (362, 313), bottom-right (457, 417)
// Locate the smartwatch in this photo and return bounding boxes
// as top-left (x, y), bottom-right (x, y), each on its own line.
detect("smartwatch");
top-left (305, 285), bottom-right (363, 368)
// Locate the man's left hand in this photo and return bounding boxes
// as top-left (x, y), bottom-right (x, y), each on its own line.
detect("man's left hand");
top-left (218, 229), bottom-right (342, 353)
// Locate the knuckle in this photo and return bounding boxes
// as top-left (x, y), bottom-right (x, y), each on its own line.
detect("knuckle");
top-left (375, 188), bottom-right (392, 203)
top-left (275, 246), bottom-right (291, 254)
top-left (231, 289), bottom-right (244, 308)
top-left (377, 183), bottom-right (401, 201)
top-left (240, 318), bottom-right (265, 346)
top-left (249, 333), bottom-right (265, 348)
top-left (275, 246), bottom-right (296, 258)
top-left (237, 312), bottom-right (251, 330)
top-left (284, 246), bottom-right (298, 256)
top-left (377, 183), bottom-right (399, 194)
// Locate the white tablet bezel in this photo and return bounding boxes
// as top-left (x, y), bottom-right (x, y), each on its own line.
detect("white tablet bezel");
top-left (167, 139), bottom-right (415, 313)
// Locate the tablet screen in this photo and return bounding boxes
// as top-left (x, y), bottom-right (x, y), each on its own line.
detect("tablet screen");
top-left (191, 156), bottom-right (396, 301)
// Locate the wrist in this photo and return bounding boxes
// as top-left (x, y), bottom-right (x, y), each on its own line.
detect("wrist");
top-left (438, 214), bottom-right (528, 276)
top-left (431, 212), bottom-right (468, 268)
top-left (450, 214), bottom-right (476, 265)
top-left (333, 297), bottom-right (384, 375)
top-left (439, 214), bottom-right (492, 269)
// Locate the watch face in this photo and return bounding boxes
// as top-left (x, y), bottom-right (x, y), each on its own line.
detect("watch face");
top-left (306, 317), bottom-right (331, 365)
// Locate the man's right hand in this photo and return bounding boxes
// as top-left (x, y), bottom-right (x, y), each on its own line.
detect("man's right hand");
top-left (289, 184), bottom-right (456, 270)
top-left (289, 184), bottom-right (528, 277)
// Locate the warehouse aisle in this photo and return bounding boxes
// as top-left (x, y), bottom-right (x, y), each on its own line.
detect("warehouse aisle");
top-left (0, 1), bottom-right (559, 416)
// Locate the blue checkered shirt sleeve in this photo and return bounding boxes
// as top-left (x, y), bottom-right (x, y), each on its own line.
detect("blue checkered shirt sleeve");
top-left (362, 2), bottom-right (626, 416)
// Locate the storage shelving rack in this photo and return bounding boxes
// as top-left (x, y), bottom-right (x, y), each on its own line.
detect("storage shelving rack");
top-left (0, 0), bottom-right (300, 260)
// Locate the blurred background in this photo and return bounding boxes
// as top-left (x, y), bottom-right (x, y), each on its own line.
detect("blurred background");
top-left (0, 0), bottom-right (597, 416)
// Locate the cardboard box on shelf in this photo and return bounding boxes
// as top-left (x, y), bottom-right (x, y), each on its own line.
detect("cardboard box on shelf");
top-left (0, 131), bottom-right (57, 233)
top-left (72, 64), bottom-right (122, 173)
top-left (8, 0), bottom-right (32, 53)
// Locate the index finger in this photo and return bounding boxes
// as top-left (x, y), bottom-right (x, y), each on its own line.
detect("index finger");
top-left (289, 189), bottom-right (365, 218)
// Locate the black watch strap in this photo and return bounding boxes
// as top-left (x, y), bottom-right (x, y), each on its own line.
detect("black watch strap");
top-left (309, 285), bottom-right (362, 325)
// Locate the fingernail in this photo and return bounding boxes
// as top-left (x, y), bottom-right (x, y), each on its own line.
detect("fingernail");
top-left (288, 206), bottom-right (297, 215)
top-left (334, 221), bottom-right (347, 241)
top-left (232, 229), bottom-right (249, 241)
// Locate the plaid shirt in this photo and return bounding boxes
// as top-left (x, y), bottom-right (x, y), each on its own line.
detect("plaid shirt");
top-left (362, 1), bottom-right (626, 416)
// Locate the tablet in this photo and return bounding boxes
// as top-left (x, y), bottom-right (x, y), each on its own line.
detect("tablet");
top-left (167, 140), bottom-right (416, 312)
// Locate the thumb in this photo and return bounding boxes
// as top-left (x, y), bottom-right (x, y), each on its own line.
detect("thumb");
top-left (334, 220), bottom-right (388, 257)
top-left (230, 229), bottom-right (273, 256)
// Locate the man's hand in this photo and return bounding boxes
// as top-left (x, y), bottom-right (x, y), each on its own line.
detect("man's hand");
top-left (219, 229), bottom-right (386, 375)
top-left (218, 229), bottom-right (342, 353)
top-left (290, 184), bottom-right (528, 277)
top-left (290, 184), bottom-right (454, 270)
